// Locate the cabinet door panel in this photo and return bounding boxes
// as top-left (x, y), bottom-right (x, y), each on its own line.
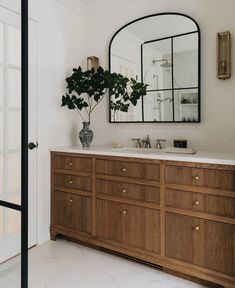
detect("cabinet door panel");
top-left (96, 199), bottom-right (160, 254)
top-left (125, 205), bottom-right (160, 254)
top-left (96, 199), bottom-right (125, 244)
top-left (166, 213), bottom-right (235, 275)
top-left (203, 220), bottom-right (235, 275)
top-left (54, 191), bottom-right (91, 234)
top-left (165, 213), bottom-right (203, 266)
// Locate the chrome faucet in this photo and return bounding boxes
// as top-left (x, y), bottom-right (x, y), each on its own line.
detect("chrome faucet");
top-left (156, 139), bottom-right (166, 149)
top-left (142, 135), bottom-right (151, 148)
top-left (132, 138), bottom-right (142, 148)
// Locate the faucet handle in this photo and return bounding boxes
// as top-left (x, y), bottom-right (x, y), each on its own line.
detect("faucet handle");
top-left (132, 138), bottom-right (142, 148)
top-left (156, 139), bottom-right (166, 149)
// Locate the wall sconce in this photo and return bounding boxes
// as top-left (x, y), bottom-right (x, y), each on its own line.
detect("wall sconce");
top-left (87, 56), bottom-right (99, 71)
top-left (217, 31), bottom-right (231, 80)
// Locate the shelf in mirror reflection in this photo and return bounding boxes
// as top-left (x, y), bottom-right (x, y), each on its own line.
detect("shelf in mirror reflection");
top-left (174, 88), bottom-right (199, 122)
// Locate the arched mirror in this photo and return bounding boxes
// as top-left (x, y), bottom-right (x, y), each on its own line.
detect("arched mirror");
top-left (109, 13), bottom-right (200, 123)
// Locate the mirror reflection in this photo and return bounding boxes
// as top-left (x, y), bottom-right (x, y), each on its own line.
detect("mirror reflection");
top-left (109, 13), bottom-right (200, 123)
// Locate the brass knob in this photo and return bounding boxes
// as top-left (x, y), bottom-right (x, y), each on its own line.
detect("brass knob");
top-left (194, 175), bottom-right (199, 180)
top-left (122, 189), bottom-right (127, 193)
top-left (69, 162), bottom-right (73, 166)
top-left (69, 199), bottom-right (73, 203)
top-left (194, 200), bottom-right (199, 205)
top-left (69, 180), bottom-right (73, 184)
top-left (194, 226), bottom-right (200, 231)
top-left (122, 168), bottom-right (127, 172)
top-left (122, 210), bottom-right (127, 215)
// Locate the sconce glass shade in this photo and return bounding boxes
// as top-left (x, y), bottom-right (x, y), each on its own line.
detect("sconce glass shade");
top-left (87, 56), bottom-right (99, 71)
top-left (217, 31), bottom-right (231, 79)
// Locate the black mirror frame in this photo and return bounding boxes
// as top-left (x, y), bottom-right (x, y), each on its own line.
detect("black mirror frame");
top-left (108, 12), bottom-right (201, 123)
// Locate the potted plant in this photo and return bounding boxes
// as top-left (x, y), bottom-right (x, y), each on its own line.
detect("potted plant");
top-left (61, 66), bottom-right (147, 147)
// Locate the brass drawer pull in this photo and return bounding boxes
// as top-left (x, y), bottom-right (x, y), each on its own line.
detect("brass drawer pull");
top-left (69, 199), bottom-right (73, 203)
top-left (121, 210), bottom-right (127, 215)
top-left (194, 175), bottom-right (199, 180)
top-left (69, 180), bottom-right (73, 184)
top-left (122, 189), bottom-right (127, 193)
top-left (69, 162), bottom-right (73, 166)
top-left (194, 226), bottom-right (200, 231)
top-left (122, 168), bottom-right (127, 172)
top-left (194, 200), bottom-right (200, 205)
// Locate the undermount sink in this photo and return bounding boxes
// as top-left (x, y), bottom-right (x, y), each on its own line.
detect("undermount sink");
top-left (112, 147), bottom-right (160, 154)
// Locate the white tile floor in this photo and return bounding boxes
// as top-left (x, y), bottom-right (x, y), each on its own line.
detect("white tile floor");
top-left (1, 238), bottom-right (207, 288)
top-left (29, 239), bottom-right (208, 288)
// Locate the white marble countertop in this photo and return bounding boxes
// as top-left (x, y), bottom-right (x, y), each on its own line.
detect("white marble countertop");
top-left (50, 146), bottom-right (235, 166)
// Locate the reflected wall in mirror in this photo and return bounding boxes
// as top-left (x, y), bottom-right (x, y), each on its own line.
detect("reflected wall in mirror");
top-left (109, 13), bottom-right (200, 123)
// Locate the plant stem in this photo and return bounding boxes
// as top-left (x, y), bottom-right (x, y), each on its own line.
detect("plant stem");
top-left (77, 109), bottom-right (86, 122)
top-left (90, 89), bottom-right (107, 113)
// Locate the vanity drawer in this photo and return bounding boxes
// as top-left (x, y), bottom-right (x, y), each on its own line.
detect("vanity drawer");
top-left (165, 165), bottom-right (235, 191)
top-left (53, 191), bottom-right (91, 234)
top-left (165, 213), bottom-right (235, 275)
top-left (54, 173), bottom-right (92, 192)
top-left (165, 189), bottom-right (235, 218)
top-left (96, 159), bottom-right (160, 181)
top-left (96, 179), bottom-right (160, 204)
top-left (53, 155), bottom-right (92, 173)
top-left (96, 199), bottom-right (160, 254)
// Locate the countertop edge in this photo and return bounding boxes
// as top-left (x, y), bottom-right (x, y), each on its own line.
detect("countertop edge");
top-left (49, 146), bottom-right (235, 166)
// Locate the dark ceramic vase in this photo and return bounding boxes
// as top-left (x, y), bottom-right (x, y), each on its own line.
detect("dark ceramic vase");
top-left (79, 122), bottom-right (94, 148)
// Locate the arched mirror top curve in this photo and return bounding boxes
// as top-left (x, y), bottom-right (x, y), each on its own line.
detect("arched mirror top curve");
top-left (109, 13), bottom-right (200, 123)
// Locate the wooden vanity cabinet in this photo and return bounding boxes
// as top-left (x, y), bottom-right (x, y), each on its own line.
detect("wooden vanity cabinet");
top-left (96, 199), bottom-right (160, 254)
top-left (165, 213), bottom-right (235, 276)
top-left (51, 152), bottom-right (235, 288)
top-left (53, 191), bottom-right (92, 234)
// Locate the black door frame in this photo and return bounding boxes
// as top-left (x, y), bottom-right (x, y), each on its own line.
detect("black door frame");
top-left (0, 0), bottom-right (29, 287)
top-left (21, 0), bottom-right (29, 287)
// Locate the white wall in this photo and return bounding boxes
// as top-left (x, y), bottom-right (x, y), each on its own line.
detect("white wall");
top-left (0, 0), bottom-right (84, 244)
top-left (30, 0), bottom-right (84, 244)
top-left (84, 0), bottom-right (235, 152)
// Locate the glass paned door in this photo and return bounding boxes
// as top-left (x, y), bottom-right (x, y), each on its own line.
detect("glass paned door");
top-left (0, 2), bottom-right (29, 287)
top-left (0, 5), bottom-right (22, 265)
top-left (0, 1), bottom-right (37, 261)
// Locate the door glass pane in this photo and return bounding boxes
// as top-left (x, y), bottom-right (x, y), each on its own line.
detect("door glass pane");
top-left (0, 111), bottom-right (4, 151)
top-left (7, 153), bottom-right (21, 196)
top-left (7, 111), bottom-right (21, 150)
top-left (0, 67), bottom-right (4, 107)
top-left (0, 207), bottom-right (21, 288)
top-left (0, 207), bottom-right (3, 239)
top-left (0, 155), bottom-right (3, 195)
top-left (7, 197), bottom-right (21, 236)
top-left (8, 69), bottom-right (21, 108)
top-left (0, 22), bottom-right (4, 64)
top-left (8, 25), bottom-right (21, 67)
top-left (0, 4), bottom-right (22, 288)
